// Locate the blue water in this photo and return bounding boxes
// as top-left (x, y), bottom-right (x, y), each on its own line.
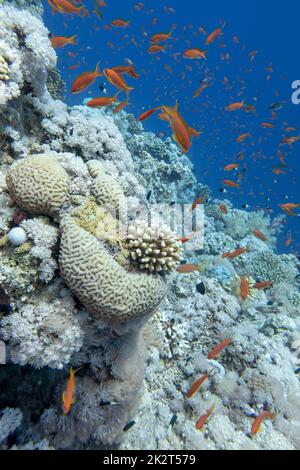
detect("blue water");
top-left (43, 0), bottom-right (300, 255)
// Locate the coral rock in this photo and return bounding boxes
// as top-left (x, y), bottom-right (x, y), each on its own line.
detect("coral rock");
top-left (59, 218), bottom-right (167, 322)
top-left (6, 154), bottom-right (69, 216)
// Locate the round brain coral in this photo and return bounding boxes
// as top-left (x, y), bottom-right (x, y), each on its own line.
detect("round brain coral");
top-left (126, 221), bottom-right (183, 272)
top-left (6, 154), bottom-right (69, 216)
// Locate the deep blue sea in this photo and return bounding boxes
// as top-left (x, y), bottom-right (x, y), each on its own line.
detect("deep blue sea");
top-left (43, 0), bottom-right (300, 255)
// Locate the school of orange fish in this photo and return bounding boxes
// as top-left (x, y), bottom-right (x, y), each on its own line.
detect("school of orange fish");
top-left (48, 0), bottom-right (296, 437)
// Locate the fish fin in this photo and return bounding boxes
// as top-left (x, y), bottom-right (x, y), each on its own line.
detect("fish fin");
top-left (70, 35), bottom-right (77, 45)
top-left (62, 391), bottom-right (66, 404)
top-left (95, 62), bottom-right (102, 77)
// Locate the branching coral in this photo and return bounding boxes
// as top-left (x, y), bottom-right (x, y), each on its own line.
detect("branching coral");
top-left (126, 221), bottom-right (182, 272)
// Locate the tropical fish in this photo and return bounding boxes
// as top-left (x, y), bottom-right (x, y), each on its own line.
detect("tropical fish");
top-left (240, 277), bottom-right (250, 300)
top-left (111, 65), bottom-right (139, 79)
top-left (195, 405), bottom-right (215, 430)
top-left (186, 373), bottom-right (209, 398)
top-left (223, 163), bottom-right (239, 171)
top-left (161, 101), bottom-right (201, 154)
top-left (260, 122), bottom-right (275, 129)
top-left (176, 264), bottom-right (200, 274)
top-left (191, 192), bottom-right (208, 211)
top-left (123, 420), bottom-right (136, 431)
top-left (50, 34), bottom-right (77, 48)
top-left (113, 101), bottom-right (128, 113)
top-left (48, 0), bottom-right (88, 16)
top-left (205, 23), bottom-right (225, 45)
top-left (137, 106), bottom-right (161, 122)
top-left (251, 411), bottom-right (276, 436)
top-left (177, 234), bottom-right (193, 243)
top-left (253, 281), bottom-right (273, 289)
top-left (86, 93), bottom-right (120, 107)
top-left (222, 247), bottom-right (248, 259)
top-left (207, 338), bottom-right (233, 360)
top-left (148, 44), bottom-right (168, 53)
top-left (183, 48), bottom-right (207, 60)
top-left (71, 63), bottom-right (102, 93)
top-left (111, 19), bottom-right (130, 27)
top-left (253, 229), bottom-right (267, 241)
top-left (226, 100), bottom-right (245, 111)
top-left (279, 203), bottom-right (300, 216)
top-left (192, 82), bottom-right (209, 98)
top-left (236, 132), bottom-right (251, 143)
top-left (196, 282), bottom-right (206, 295)
top-left (150, 32), bottom-right (172, 42)
top-left (62, 367), bottom-right (81, 415)
top-left (103, 68), bottom-right (134, 98)
top-left (222, 180), bottom-right (240, 188)
top-left (218, 203), bottom-right (228, 214)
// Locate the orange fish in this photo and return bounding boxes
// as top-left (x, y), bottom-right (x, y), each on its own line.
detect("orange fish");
top-left (148, 44), bottom-right (167, 53)
top-left (260, 122), bottom-right (275, 129)
top-left (183, 48), bottom-right (207, 60)
top-left (186, 373), bottom-right (210, 398)
top-left (207, 338), bottom-right (233, 360)
top-left (103, 68), bottom-right (134, 98)
top-left (62, 367), bottom-right (81, 415)
top-left (236, 132), bottom-right (251, 143)
top-left (48, 0), bottom-right (88, 16)
top-left (177, 234), bottom-right (193, 243)
top-left (251, 411), bottom-right (276, 436)
top-left (253, 229), bottom-right (267, 241)
top-left (222, 247), bottom-right (248, 259)
top-left (205, 24), bottom-right (225, 45)
top-left (279, 203), bottom-right (300, 216)
top-left (192, 82), bottom-right (209, 98)
top-left (253, 281), bottom-right (273, 289)
top-left (240, 277), bottom-right (250, 300)
top-left (191, 192), bottom-right (208, 211)
top-left (50, 34), bottom-right (77, 48)
top-left (111, 65), bottom-right (139, 79)
top-left (137, 106), bottom-right (161, 122)
top-left (226, 100), bottom-right (245, 111)
top-left (223, 163), bottom-right (239, 171)
top-left (68, 64), bottom-right (81, 70)
top-left (218, 203), bottom-right (228, 214)
top-left (71, 62), bottom-right (102, 93)
top-left (222, 180), bottom-right (240, 188)
top-left (195, 404), bottom-right (215, 431)
top-left (86, 93), bottom-right (119, 107)
top-left (113, 101), bottom-right (128, 113)
top-left (281, 136), bottom-right (300, 145)
top-left (284, 231), bottom-right (292, 247)
top-left (161, 101), bottom-right (201, 154)
top-left (150, 32), bottom-right (172, 42)
top-left (176, 264), bottom-right (200, 274)
top-left (111, 19), bottom-right (130, 27)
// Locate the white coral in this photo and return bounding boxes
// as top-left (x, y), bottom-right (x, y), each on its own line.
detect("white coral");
top-left (1, 299), bottom-right (83, 369)
top-left (126, 221), bottom-right (182, 272)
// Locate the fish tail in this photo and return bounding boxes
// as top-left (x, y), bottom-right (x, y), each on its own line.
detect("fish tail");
top-left (95, 62), bottom-right (102, 77)
top-left (69, 35), bottom-right (77, 45)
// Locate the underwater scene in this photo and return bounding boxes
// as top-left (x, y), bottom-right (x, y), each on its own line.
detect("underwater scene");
top-left (0, 0), bottom-right (300, 454)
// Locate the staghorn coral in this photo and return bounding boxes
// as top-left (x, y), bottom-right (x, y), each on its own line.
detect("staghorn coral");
top-left (59, 218), bottom-right (168, 323)
top-left (6, 154), bottom-right (69, 216)
top-left (126, 221), bottom-right (182, 272)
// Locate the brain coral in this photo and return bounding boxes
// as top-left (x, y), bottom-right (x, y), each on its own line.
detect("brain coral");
top-left (6, 154), bottom-right (69, 216)
top-left (88, 160), bottom-right (125, 211)
top-left (59, 218), bottom-right (167, 322)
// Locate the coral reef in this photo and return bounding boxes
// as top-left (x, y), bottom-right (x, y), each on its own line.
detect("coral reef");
top-left (0, 2), bottom-right (299, 452)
